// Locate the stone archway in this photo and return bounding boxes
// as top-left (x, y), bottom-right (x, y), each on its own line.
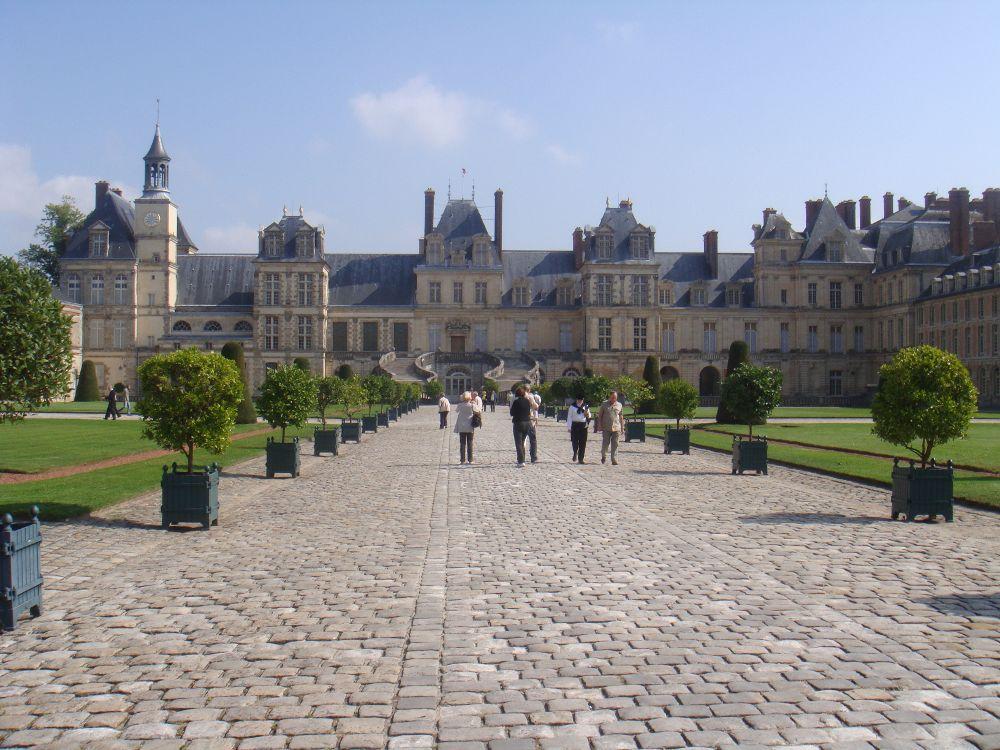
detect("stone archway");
top-left (660, 366), bottom-right (679, 381)
top-left (446, 366), bottom-right (472, 396)
top-left (699, 366), bottom-right (720, 398)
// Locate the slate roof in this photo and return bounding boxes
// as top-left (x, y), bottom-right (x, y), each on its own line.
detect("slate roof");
top-left (655, 252), bottom-right (756, 307)
top-left (862, 204), bottom-right (957, 272)
top-left (176, 254), bottom-right (255, 307)
top-left (799, 198), bottom-right (869, 263)
top-left (430, 199), bottom-right (500, 265)
top-left (144, 125), bottom-right (169, 160)
top-left (63, 191), bottom-right (136, 259)
top-left (587, 202), bottom-right (655, 262)
top-left (177, 218), bottom-right (197, 252)
top-left (326, 254), bottom-right (419, 306)
top-left (260, 214), bottom-right (324, 259)
top-left (754, 212), bottom-right (803, 242)
top-left (501, 251), bottom-right (577, 306)
top-left (917, 245), bottom-right (1000, 299)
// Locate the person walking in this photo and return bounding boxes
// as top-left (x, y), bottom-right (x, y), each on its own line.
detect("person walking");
top-left (103, 387), bottom-right (120, 421)
top-left (510, 385), bottom-right (537, 467)
top-left (438, 393), bottom-right (451, 429)
top-left (488, 390), bottom-right (496, 413)
top-left (525, 385), bottom-right (541, 427)
top-left (453, 391), bottom-right (481, 464)
top-left (595, 390), bottom-right (625, 465)
top-left (472, 390), bottom-right (483, 412)
top-left (123, 384), bottom-right (131, 415)
top-left (567, 394), bottom-right (591, 464)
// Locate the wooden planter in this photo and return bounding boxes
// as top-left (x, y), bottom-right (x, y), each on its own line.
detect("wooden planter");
top-left (732, 436), bottom-right (768, 475)
top-left (361, 415), bottom-right (378, 433)
top-left (377, 412), bottom-right (390, 428)
top-left (313, 427), bottom-right (340, 456)
top-left (161, 463), bottom-right (220, 529)
top-left (265, 437), bottom-right (300, 478)
top-left (891, 459), bottom-right (954, 522)
top-left (624, 418), bottom-right (646, 442)
top-left (341, 420), bottom-right (362, 443)
top-left (1, 507), bottom-right (42, 632)
top-left (664, 427), bottom-right (691, 454)
top-left (556, 407), bottom-right (569, 422)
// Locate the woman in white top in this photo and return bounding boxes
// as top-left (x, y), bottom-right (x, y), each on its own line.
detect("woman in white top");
top-left (453, 391), bottom-right (482, 464)
top-left (566, 395), bottom-right (591, 464)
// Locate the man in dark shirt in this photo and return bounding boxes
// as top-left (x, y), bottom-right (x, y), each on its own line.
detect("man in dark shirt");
top-left (103, 388), bottom-right (119, 420)
top-left (510, 385), bottom-right (537, 467)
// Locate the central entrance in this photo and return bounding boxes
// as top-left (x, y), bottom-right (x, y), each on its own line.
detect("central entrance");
top-left (446, 367), bottom-right (472, 396)
top-left (450, 335), bottom-right (466, 353)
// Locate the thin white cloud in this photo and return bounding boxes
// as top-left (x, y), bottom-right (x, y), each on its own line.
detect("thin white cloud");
top-left (0, 144), bottom-right (97, 217)
top-left (546, 144), bottom-right (581, 166)
top-left (201, 224), bottom-right (258, 253)
top-left (351, 76), bottom-right (531, 149)
top-left (598, 20), bottom-right (640, 44)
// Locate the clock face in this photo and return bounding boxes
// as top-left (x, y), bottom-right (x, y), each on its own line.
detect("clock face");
top-left (144, 211), bottom-right (161, 227)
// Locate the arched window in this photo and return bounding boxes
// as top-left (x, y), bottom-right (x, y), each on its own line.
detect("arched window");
top-left (66, 273), bottom-right (80, 303)
top-left (446, 367), bottom-right (472, 396)
top-left (699, 366), bottom-right (720, 398)
top-left (660, 366), bottom-right (680, 381)
top-left (172, 320), bottom-right (191, 332)
top-left (234, 321), bottom-right (253, 333)
top-left (114, 274), bottom-right (128, 304)
top-left (203, 321), bottom-right (222, 332)
top-left (90, 274), bottom-right (104, 304)
top-left (562, 368), bottom-right (580, 378)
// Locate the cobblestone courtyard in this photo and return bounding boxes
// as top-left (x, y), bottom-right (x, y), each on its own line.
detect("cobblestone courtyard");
top-left (2, 411), bottom-right (999, 750)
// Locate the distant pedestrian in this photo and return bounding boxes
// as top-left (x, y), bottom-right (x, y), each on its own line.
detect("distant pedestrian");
top-left (454, 391), bottom-right (481, 464)
top-left (567, 395), bottom-right (591, 464)
top-left (510, 385), bottom-right (537, 467)
top-left (525, 384), bottom-right (541, 426)
top-left (123, 385), bottom-right (131, 415)
top-left (595, 390), bottom-right (625, 465)
top-left (487, 390), bottom-right (496, 413)
top-left (104, 388), bottom-right (120, 421)
top-left (438, 393), bottom-right (451, 429)
top-left (472, 390), bottom-right (483, 412)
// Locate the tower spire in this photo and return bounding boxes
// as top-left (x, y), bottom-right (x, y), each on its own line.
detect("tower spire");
top-left (142, 121), bottom-right (171, 197)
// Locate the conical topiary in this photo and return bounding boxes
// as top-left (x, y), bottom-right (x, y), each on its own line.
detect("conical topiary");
top-left (221, 342), bottom-right (257, 424)
top-left (641, 355), bottom-right (661, 413)
top-left (716, 340), bottom-right (750, 424)
top-left (75, 359), bottom-right (100, 401)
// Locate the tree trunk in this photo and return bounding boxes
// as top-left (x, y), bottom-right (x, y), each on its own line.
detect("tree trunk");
top-left (187, 442), bottom-right (194, 474)
top-left (281, 425), bottom-right (286, 443)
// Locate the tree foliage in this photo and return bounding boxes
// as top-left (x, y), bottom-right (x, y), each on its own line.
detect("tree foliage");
top-left (658, 379), bottom-right (699, 429)
top-left (220, 342), bottom-right (257, 424)
top-left (292, 357), bottom-right (311, 373)
top-left (314, 376), bottom-right (344, 428)
top-left (76, 360), bottom-right (100, 401)
top-left (136, 348), bottom-right (243, 473)
top-left (610, 375), bottom-right (653, 411)
top-left (255, 365), bottom-right (317, 442)
top-left (423, 379), bottom-right (444, 400)
top-left (361, 373), bottom-right (394, 414)
top-left (871, 345), bottom-right (977, 466)
top-left (720, 363), bottom-right (782, 437)
top-left (716, 340), bottom-right (751, 423)
top-left (641, 355), bottom-right (661, 412)
top-left (17, 196), bottom-right (85, 284)
top-left (335, 363), bottom-right (354, 379)
top-left (483, 377), bottom-right (499, 396)
top-left (340, 376), bottom-right (367, 420)
top-left (0, 257), bottom-right (73, 421)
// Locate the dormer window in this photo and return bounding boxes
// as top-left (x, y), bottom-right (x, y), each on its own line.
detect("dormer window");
top-left (595, 234), bottom-right (613, 260)
top-left (296, 232), bottom-right (314, 258)
top-left (691, 286), bottom-right (706, 306)
top-left (512, 282), bottom-right (530, 307)
top-left (89, 229), bottom-right (109, 257)
top-left (473, 240), bottom-right (489, 267)
top-left (630, 233), bottom-right (650, 259)
top-left (827, 241), bottom-right (843, 263)
top-left (726, 287), bottom-right (741, 307)
top-left (265, 233), bottom-right (282, 257)
top-left (658, 285), bottom-right (672, 306)
top-left (557, 283), bottom-right (574, 307)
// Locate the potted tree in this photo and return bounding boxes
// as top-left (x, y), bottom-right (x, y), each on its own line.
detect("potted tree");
top-left (872, 346), bottom-right (976, 522)
top-left (339, 376), bottom-right (366, 443)
top-left (613, 376), bottom-right (654, 442)
top-left (314, 375), bottom-right (344, 456)
top-left (410, 382), bottom-right (423, 409)
top-left (659, 378), bottom-right (699, 455)
top-left (386, 379), bottom-right (403, 422)
top-left (136, 348), bottom-right (243, 528)
top-left (720, 362), bottom-right (782, 475)
top-left (423, 379), bottom-right (443, 405)
top-left (256, 365), bottom-right (317, 478)
top-left (361, 374), bottom-right (383, 433)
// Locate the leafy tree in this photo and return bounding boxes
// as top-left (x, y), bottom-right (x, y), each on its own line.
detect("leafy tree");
top-left (220, 342), bottom-right (257, 424)
top-left (340, 376), bottom-right (366, 420)
top-left (641, 355), bottom-right (661, 412)
top-left (0, 257), bottom-right (73, 421)
top-left (548, 376), bottom-right (577, 403)
top-left (871, 345), bottom-right (978, 466)
top-left (292, 357), bottom-right (311, 373)
top-left (17, 196), bottom-right (85, 284)
top-left (720, 363), bottom-right (782, 438)
top-left (361, 373), bottom-right (393, 415)
top-left (76, 360), bottom-right (100, 401)
top-left (407, 382), bottom-right (422, 401)
top-left (579, 375), bottom-right (613, 407)
top-left (136, 348), bottom-right (243, 473)
top-left (658, 379), bottom-right (699, 429)
top-left (716, 340), bottom-right (750, 423)
top-left (335, 363), bottom-right (354, 379)
top-left (535, 382), bottom-right (552, 405)
top-left (314, 376), bottom-right (344, 429)
top-left (423, 379), bottom-right (443, 400)
top-left (483, 377), bottom-right (499, 396)
top-left (255, 365), bottom-right (318, 443)
top-left (611, 375), bottom-right (653, 412)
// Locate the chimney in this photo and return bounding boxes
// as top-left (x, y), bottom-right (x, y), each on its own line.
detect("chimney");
top-left (703, 230), bottom-right (719, 278)
top-left (949, 187), bottom-right (970, 256)
top-left (982, 188), bottom-right (1000, 224)
top-left (762, 207), bottom-right (776, 224)
top-left (805, 199), bottom-right (823, 232)
top-left (972, 220), bottom-right (998, 252)
top-left (111, 187), bottom-right (123, 197)
top-left (859, 196), bottom-right (872, 228)
top-left (925, 192), bottom-right (937, 209)
top-left (898, 196), bottom-right (911, 211)
top-left (836, 200), bottom-right (856, 229)
top-left (423, 188), bottom-right (434, 236)
top-left (883, 191), bottom-right (894, 218)
top-left (95, 180), bottom-right (110, 208)
top-left (494, 188), bottom-right (503, 257)
top-left (573, 227), bottom-right (585, 270)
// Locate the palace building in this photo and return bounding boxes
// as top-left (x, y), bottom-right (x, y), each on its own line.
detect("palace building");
top-left (57, 127), bottom-right (1000, 405)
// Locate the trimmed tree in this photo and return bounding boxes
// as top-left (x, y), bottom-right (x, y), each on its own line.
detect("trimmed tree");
top-left (341, 376), bottom-right (366, 420)
top-left (610, 375), bottom-right (653, 413)
top-left (220, 342), bottom-right (257, 424)
top-left (335, 363), bottom-right (354, 380)
top-left (136, 348), bottom-right (243, 473)
top-left (0, 257), bottom-right (73, 421)
top-left (720, 362), bottom-right (782, 438)
top-left (716, 340), bottom-right (751, 424)
top-left (483, 377), bottom-right (499, 396)
top-left (579, 375), bottom-right (613, 407)
top-left (315, 375), bottom-right (344, 429)
top-left (423, 379), bottom-right (444, 400)
top-left (641, 355), bottom-right (661, 413)
top-left (255, 365), bottom-right (318, 443)
top-left (76, 360), bottom-right (100, 401)
top-left (659, 379), bottom-right (699, 429)
top-left (361, 373), bottom-right (391, 415)
top-left (871, 345), bottom-right (977, 466)
top-left (293, 357), bottom-right (311, 373)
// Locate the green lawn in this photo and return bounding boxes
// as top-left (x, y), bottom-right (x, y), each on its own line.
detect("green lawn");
top-left (35, 400), bottom-right (111, 413)
top-left (646, 425), bottom-right (1000, 508)
top-left (630, 406), bottom-right (1000, 420)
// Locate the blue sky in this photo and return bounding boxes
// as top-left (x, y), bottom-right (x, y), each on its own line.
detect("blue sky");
top-left (2, 1), bottom-right (998, 256)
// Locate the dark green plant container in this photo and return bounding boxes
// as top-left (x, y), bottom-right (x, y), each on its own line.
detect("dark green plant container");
top-left (891, 458), bottom-right (954, 522)
top-left (341, 420), bottom-right (362, 443)
top-left (377, 412), bottom-right (390, 428)
top-left (313, 427), bottom-right (340, 457)
top-left (400, 402), bottom-right (409, 415)
top-left (624, 418), bottom-right (646, 442)
top-left (1, 506), bottom-right (42, 632)
top-left (732, 436), bottom-right (767, 475)
top-left (665, 427), bottom-right (690, 454)
top-left (266, 437), bottom-right (300, 478)
top-left (387, 407), bottom-right (398, 422)
top-left (556, 407), bottom-right (569, 422)
top-left (361, 415), bottom-right (378, 433)
top-left (544, 405), bottom-right (556, 418)
top-left (161, 463), bottom-right (220, 529)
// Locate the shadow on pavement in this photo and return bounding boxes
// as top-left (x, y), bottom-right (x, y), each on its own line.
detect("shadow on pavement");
top-left (919, 592), bottom-right (1000, 619)
top-left (738, 512), bottom-right (888, 525)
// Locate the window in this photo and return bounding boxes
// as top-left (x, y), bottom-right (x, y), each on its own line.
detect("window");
top-left (473, 242), bottom-right (489, 266)
top-left (90, 230), bottom-right (108, 257)
top-left (952, 330), bottom-right (958, 353)
top-left (297, 273), bottom-right (314, 306)
top-left (263, 316), bottom-right (279, 350)
top-left (297, 316), bottom-right (313, 350)
top-left (780, 248), bottom-right (787, 262)
top-left (929, 306), bottom-right (935, 325)
top-left (428, 324), bottom-right (442, 351)
top-left (631, 276), bottom-right (649, 306)
top-left (808, 325), bottom-right (818, 353)
top-left (965, 327), bottom-right (971, 357)
top-left (692, 287), bottom-right (706, 306)
top-left (854, 283), bottom-right (864, 306)
top-left (744, 322), bottom-right (758, 354)
top-left (172, 320), bottom-right (191, 332)
top-left (235, 320), bottom-right (253, 334)
top-left (429, 282), bottom-right (441, 303)
top-left (66, 274), bottom-right (80, 303)
top-left (830, 325), bottom-right (843, 354)
top-left (898, 279), bottom-right (904, 302)
top-left (888, 319), bottom-right (895, 350)
top-left (952, 301), bottom-right (959, 321)
top-left (362, 321), bottom-right (379, 352)
top-left (148, 292), bottom-right (155, 306)
top-left (979, 298), bottom-right (985, 319)
top-left (780, 289), bottom-right (787, 305)
top-left (296, 233), bottom-right (313, 257)
top-left (265, 234), bottom-right (282, 256)
top-left (807, 282), bottom-right (817, 307)
top-left (930, 330), bottom-right (936, 348)
top-left (513, 285), bottom-right (530, 306)
top-left (596, 234), bottom-right (613, 259)
top-left (703, 322), bottom-right (717, 354)
top-left (659, 287), bottom-right (672, 306)
top-left (559, 322), bottom-right (573, 353)
top-left (633, 318), bottom-right (648, 351)
top-left (853, 325), bottom-right (864, 352)
top-left (113, 320), bottom-right (125, 349)
top-left (203, 321), bottom-right (222, 332)
top-left (90, 274), bottom-right (104, 304)
top-left (727, 288), bottom-right (740, 306)
top-left (393, 322), bottom-right (409, 352)
top-left (89, 319), bottom-right (103, 348)
top-left (829, 282), bottom-right (842, 309)
top-left (965, 299), bottom-right (971, 321)
top-left (426, 241), bottom-right (443, 265)
top-left (780, 322), bottom-right (790, 353)
top-left (597, 318), bottom-right (612, 351)
top-left (263, 273), bottom-right (280, 305)
top-left (113, 274), bottom-right (128, 304)
top-left (899, 318), bottom-right (905, 349)
top-left (473, 324), bottom-right (487, 351)
top-left (453, 281), bottom-right (463, 304)
top-left (630, 233), bottom-right (650, 259)
top-left (557, 284), bottom-right (573, 307)
top-left (514, 321), bottom-right (528, 352)
top-left (595, 275), bottom-right (613, 306)
top-left (152, 253), bottom-right (160, 263)
top-left (661, 322), bottom-right (675, 354)
top-left (978, 325), bottom-right (985, 356)
top-left (917, 307), bottom-right (924, 326)
top-left (994, 323), bottom-right (999, 355)
top-left (829, 370), bottom-right (843, 396)
top-left (887, 283), bottom-right (894, 305)
top-left (879, 321), bottom-right (885, 349)
top-left (828, 242), bottom-right (843, 263)
top-left (475, 282), bottom-right (488, 304)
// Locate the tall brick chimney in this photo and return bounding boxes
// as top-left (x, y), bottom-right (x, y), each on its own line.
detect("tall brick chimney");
top-left (805, 199), bottom-right (823, 232)
top-left (494, 189), bottom-right (503, 257)
top-left (949, 187), bottom-right (970, 256)
top-left (573, 227), bottom-right (585, 270)
top-left (95, 180), bottom-right (110, 209)
top-left (836, 200), bottom-right (856, 229)
top-left (983, 188), bottom-right (1000, 224)
top-left (883, 192), bottom-right (894, 219)
top-left (898, 196), bottom-right (912, 211)
top-left (925, 192), bottom-right (937, 209)
top-left (762, 207), bottom-right (776, 225)
top-left (972, 220), bottom-right (998, 252)
top-left (859, 196), bottom-right (872, 228)
top-left (703, 230), bottom-right (719, 278)
top-left (424, 188), bottom-right (435, 236)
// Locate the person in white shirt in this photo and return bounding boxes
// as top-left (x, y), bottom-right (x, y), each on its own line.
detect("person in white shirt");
top-left (566, 395), bottom-right (592, 464)
top-left (472, 390), bottom-right (483, 412)
top-left (438, 394), bottom-right (451, 429)
top-left (525, 384), bottom-right (541, 425)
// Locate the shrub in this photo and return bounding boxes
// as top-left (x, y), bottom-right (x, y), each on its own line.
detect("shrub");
top-left (361, 373), bottom-right (394, 415)
top-left (136, 348), bottom-right (243, 473)
top-left (340, 376), bottom-right (366, 420)
top-left (579, 375), bottom-right (613, 407)
top-left (292, 357), bottom-right (311, 374)
top-left (423, 380), bottom-right (444, 400)
top-left (610, 376), bottom-right (653, 412)
top-left (871, 345), bottom-right (977, 466)
top-left (720, 363), bottom-right (782, 438)
top-left (76, 360), bottom-right (100, 402)
top-left (255, 365), bottom-right (318, 442)
top-left (641, 355), bottom-right (661, 412)
top-left (335, 363), bottom-right (354, 380)
top-left (315, 376), bottom-right (344, 429)
top-left (220, 342), bottom-right (257, 424)
top-left (483, 377), bottom-right (499, 396)
top-left (548, 376), bottom-right (576, 403)
top-left (659, 379), bottom-right (699, 429)
top-left (408, 382), bottom-right (422, 401)
top-left (716, 340), bottom-right (750, 423)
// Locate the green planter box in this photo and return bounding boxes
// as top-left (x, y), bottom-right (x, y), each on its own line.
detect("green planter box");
top-left (732, 436), bottom-right (768, 475)
top-left (313, 427), bottom-right (340, 457)
top-left (664, 427), bottom-right (690, 454)
top-left (556, 407), bottom-right (569, 422)
top-left (361, 416), bottom-right (378, 433)
top-left (266, 438), bottom-right (300, 478)
top-left (161, 463), bottom-right (220, 529)
top-left (341, 420), bottom-right (362, 443)
top-left (624, 418), bottom-right (646, 442)
top-left (544, 405), bottom-right (556, 418)
top-left (387, 407), bottom-right (398, 422)
top-left (400, 402), bottom-right (409, 415)
top-left (1, 506), bottom-right (42, 632)
top-left (377, 412), bottom-right (390, 428)
top-left (891, 459), bottom-right (954, 522)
